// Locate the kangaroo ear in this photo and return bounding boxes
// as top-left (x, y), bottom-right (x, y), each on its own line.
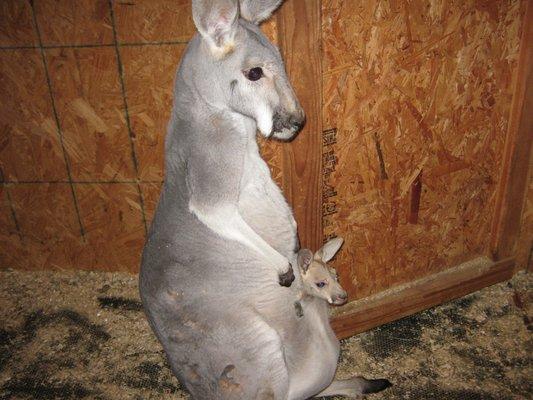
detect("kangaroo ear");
top-left (239, 0), bottom-right (283, 24)
top-left (297, 249), bottom-right (313, 273)
top-left (316, 237), bottom-right (344, 263)
top-left (192, 0), bottom-right (239, 57)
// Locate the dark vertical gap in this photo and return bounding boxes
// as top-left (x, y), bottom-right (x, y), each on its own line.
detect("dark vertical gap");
top-left (4, 184), bottom-right (24, 244)
top-left (373, 132), bottom-right (389, 180)
top-left (108, 0), bottom-right (148, 236)
top-left (408, 172), bottom-right (422, 225)
top-left (29, 0), bottom-right (86, 240)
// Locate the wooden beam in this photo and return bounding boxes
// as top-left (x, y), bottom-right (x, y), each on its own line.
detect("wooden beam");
top-left (330, 257), bottom-right (516, 339)
top-left (276, 0), bottom-right (323, 251)
top-left (490, 2), bottom-right (533, 263)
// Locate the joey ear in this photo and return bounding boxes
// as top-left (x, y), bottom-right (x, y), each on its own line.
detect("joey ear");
top-left (192, 0), bottom-right (239, 57)
top-left (316, 237), bottom-right (344, 263)
top-left (297, 249), bottom-right (313, 273)
top-left (239, 0), bottom-right (283, 24)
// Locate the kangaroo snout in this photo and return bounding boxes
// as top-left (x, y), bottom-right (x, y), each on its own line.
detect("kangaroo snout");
top-left (331, 291), bottom-right (348, 306)
top-left (271, 108), bottom-right (305, 141)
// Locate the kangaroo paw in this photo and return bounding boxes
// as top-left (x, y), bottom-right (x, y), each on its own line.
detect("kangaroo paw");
top-left (278, 264), bottom-right (295, 287)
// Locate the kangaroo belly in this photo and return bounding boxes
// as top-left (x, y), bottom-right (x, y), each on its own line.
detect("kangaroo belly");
top-left (285, 301), bottom-right (340, 400)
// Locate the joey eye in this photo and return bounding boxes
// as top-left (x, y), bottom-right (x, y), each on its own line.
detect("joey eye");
top-left (245, 67), bottom-right (263, 81)
top-left (316, 281), bottom-right (327, 288)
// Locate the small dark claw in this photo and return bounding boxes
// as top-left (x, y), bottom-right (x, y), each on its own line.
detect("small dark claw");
top-left (278, 265), bottom-right (295, 287)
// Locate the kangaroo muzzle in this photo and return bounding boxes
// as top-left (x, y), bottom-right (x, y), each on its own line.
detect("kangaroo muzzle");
top-left (270, 108), bottom-right (306, 141)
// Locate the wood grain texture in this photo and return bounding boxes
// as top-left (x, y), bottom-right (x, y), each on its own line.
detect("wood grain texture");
top-left (75, 183), bottom-right (145, 272)
top-left (0, 49), bottom-right (68, 181)
top-left (8, 183), bottom-right (84, 270)
top-left (0, 185), bottom-right (22, 268)
top-left (322, 0), bottom-right (526, 300)
top-left (34, 0), bottom-right (113, 46)
top-left (490, 1), bottom-right (533, 263)
top-left (140, 182), bottom-right (163, 228)
top-left (331, 257), bottom-right (516, 339)
top-left (277, 0), bottom-right (323, 251)
top-left (121, 44), bottom-right (186, 181)
top-left (46, 47), bottom-right (135, 181)
top-left (0, 0), bottom-right (37, 47)
top-left (112, 0), bottom-right (195, 44)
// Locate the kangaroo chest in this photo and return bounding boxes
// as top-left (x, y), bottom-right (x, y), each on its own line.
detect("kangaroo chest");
top-left (238, 139), bottom-right (298, 258)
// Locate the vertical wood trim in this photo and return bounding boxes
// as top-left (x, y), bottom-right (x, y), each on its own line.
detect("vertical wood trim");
top-left (491, 2), bottom-right (533, 262)
top-left (276, 0), bottom-right (323, 251)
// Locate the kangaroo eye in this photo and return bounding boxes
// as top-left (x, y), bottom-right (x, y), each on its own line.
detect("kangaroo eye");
top-left (316, 281), bottom-right (326, 288)
top-left (246, 67), bottom-right (263, 81)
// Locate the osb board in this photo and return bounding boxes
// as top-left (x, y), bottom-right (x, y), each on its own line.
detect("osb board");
top-left (0, 49), bottom-right (68, 182)
top-left (112, 0), bottom-right (195, 44)
top-left (0, 185), bottom-right (22, 268)
top-left (0, 1), bottom-right (37, 47)
top-left (140, 182), bottom-right (163, 227)
top-left (75, 183), bottom-right (145, 271)
top-left (34, 0), bottom-right (113, 46)
top-left (322, 0), bottom-right (526, 299)
top-left (46, 47), bottom-right (136, 182)
top-left (121, 44), bottom-right (186, 181)
top-left (7, 183), bottom-right (83, 270)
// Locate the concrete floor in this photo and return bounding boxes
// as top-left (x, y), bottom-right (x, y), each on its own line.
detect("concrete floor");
top-left (0, 269), bottom-right (530, 400)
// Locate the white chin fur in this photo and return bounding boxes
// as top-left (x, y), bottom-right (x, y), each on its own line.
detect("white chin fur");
top-left (272, 127), bottom-right (296, 141)
top-left (256, 104), bottom-right (273, 137)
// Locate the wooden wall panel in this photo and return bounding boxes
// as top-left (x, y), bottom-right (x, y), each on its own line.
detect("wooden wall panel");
top-left (113, 0), bottom-right (195, 44)
top-left (0, 1), bottom-right (37, 47)
top-left (9, 184), bottom-right (84, 270)
top-left (322, 0), bottom-right (526, 300)
top-left (76, 183), bottom-right (145, 271)
top-left (0, 185), bottom-right (22, 268)
top-left (46, 47), bottom-right (136, 182)
top-left (34, 0), bottom-right (113, 46)
top-left (0, 49), bottom-right (68, 181)
top-left (121, 44), bottom-right (186, 181)
top-left (140, 182), bottom-right (163, 227)
top-left (277, 0), bottom-right (323, 251)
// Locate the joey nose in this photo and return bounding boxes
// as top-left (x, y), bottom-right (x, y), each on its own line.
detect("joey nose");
top-left (334, 292), bottom-right (348, 305)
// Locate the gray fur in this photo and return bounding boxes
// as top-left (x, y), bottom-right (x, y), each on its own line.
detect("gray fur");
top-left (140, 1), bottom-right (388, 399)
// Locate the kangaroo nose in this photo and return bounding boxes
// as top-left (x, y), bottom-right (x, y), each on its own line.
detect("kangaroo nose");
top-left (289, 113), bottom-right (306, 131)
top-left (333, 292), bottom-right (348, 305)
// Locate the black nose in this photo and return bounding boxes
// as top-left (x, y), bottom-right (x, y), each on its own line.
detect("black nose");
top-left (289, 114), bottom-right (306, 131)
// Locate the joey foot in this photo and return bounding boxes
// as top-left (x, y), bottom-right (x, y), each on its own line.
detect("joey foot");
top-left (278, 264), bottom-right (295, 287)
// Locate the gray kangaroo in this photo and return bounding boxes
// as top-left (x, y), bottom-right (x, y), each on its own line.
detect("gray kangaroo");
top-left (139, 0), bottom-right (391, 398)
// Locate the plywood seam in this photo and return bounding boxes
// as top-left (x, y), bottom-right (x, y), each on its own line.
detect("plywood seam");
top-left (108, 0), bottom-right (148, 237)
top-left (3, 184), bottom-right (23, 244)
top-left (29, 1), bottom-right (85, 240)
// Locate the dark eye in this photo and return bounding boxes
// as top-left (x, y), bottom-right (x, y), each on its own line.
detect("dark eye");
top-left (316, 281), bottom-right (326, 288)
top-left (246, 67), bottom-right (263, 81)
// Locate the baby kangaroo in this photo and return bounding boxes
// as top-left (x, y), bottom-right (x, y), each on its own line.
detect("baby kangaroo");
top-left (295, 238), bottom-right (392, 398)
top-left (297, 237), bottom-right (348, 307)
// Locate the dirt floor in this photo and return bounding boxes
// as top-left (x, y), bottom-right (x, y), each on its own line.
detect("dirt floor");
top-left (0, 268), bottom-right (531, 400)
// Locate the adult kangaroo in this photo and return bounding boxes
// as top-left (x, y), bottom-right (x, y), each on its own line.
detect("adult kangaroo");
top-left (140, 0), bottom-right (390, 398)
